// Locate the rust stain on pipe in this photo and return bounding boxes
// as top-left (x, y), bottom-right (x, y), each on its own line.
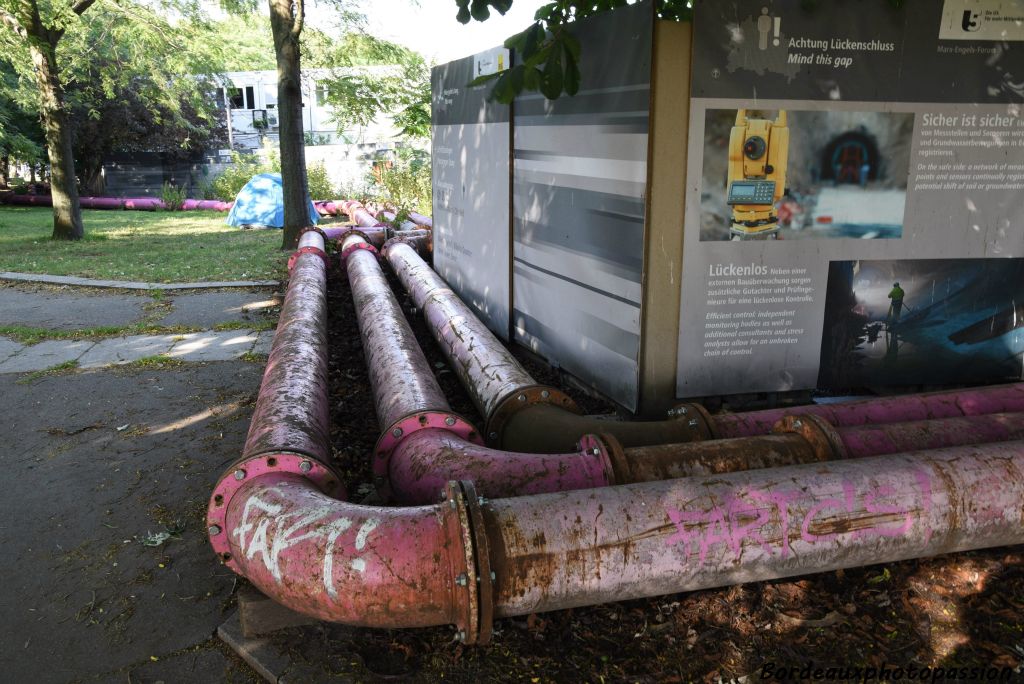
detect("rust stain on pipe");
top-left (483, 440), bottom-right (1024, 618)
top-left (242, 235), bottom-right (331, 464)
top-left (384, 241), bottom-right (711, 452)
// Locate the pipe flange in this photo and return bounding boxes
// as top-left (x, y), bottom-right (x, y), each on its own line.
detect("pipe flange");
top-left (288, 246), bottom-right (329, 273)
top-left (582, 433), bottom-right (626, 486)
top-left (335, 228), bottom-right (373, 249)
top-left (771, 413), bottom-right (848, 461)
top-left (372, 411), bottom-right (481, 501)
top-left (667, 402), bottom-right (717, 440)
top-left (206, 452), bottom-right (343, 572)
top-left (485, 385), bottom-right (580, 447)
top-left (439, 481), bottom-right (483, 645)
top-left (298, 226), bottom-right (327, 241)
top-left (458, 480), bottom-right (494, 645)
top-left (340, 241), bottom-right (378, 265)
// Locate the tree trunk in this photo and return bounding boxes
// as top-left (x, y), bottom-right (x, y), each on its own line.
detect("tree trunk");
top-left (29, 35), bottom-right (84, 240)
top-left (269, 0), bottom-right (309, 251)
top-left (0, 155), bottom-right (8, 187)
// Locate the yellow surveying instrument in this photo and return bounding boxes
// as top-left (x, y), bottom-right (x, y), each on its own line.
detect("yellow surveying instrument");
top-left (726, 109), bottom-right (789, 240)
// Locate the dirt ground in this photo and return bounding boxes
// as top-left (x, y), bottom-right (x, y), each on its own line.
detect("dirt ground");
top-left (0, 362), bottom-right (264, 683)
top-left (245, 264), bottom-right (1023, 682)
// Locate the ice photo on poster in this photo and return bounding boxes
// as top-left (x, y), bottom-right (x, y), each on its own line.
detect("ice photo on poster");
top-left (818, 259), bottom-right (1024, 388)
top-left (699, 109), bottom-right (913, 241)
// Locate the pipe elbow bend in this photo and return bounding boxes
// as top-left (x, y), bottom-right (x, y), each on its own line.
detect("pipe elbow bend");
top-left (214, 472), bottom-right (489, 638)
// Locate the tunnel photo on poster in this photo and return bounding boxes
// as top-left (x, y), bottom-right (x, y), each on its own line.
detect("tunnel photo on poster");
top-left (818, 258), bottom-right (1024, 388)
top-left (699, 109), bottom-right (913, 241)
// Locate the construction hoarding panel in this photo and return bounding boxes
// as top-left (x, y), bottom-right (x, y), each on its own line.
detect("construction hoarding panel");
top-left (512, 1), bottom-right (653, 411)
top-left (431, 48), bottom-right (512, 339)
top-left (677, 0), bottom-right (1023, 397)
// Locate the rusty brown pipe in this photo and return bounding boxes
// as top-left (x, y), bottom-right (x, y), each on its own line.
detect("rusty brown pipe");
top-left (383, 241), bottom-right (707, 453)
top-left (601, 410), bottom-right (1024, 483)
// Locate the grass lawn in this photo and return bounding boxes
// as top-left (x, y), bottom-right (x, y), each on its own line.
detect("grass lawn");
top-left (0, 206), bottom-right (290, 282)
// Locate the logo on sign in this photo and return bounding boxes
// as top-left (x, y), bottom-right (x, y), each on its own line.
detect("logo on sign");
top-left (961, 9), bottom-right (982, 31)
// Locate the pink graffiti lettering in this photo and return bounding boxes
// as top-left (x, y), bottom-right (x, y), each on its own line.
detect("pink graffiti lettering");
top-left (666, 472), bottom-right (933, 567)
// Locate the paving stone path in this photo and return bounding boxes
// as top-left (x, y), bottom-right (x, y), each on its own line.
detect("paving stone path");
top-left (0, 281), bottom-right (278, 373)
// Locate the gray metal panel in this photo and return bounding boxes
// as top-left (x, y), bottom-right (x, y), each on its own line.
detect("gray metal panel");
top-left (512, 1), bottom-right (653, 411)
top-left (432, 51), bottom-right (511, 339)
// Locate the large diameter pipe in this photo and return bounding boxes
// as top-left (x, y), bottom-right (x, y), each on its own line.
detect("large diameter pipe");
top-left (384, 241), bottom-right (705, 452)
top-left (240, 231), bottom-right (331, 463)
top-left (485, 441), bottom-right (1024, 617)
top-left (385, 241), bottom-right (538, 418)
top-left (712, 383), bottom-right (1024, 438)
top-left (222, 474), bottom-right (477, 630)
top-left (345, 235), bottom-right (450, 428)
top-left (389, 411), bottom-right (1024, 504)
top-left (388, 430), bottom-right (612, 504)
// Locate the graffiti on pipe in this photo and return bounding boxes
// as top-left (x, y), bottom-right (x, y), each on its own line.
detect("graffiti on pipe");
top-left (664, 470), bottom-right (933, 566)
top-left (233, 490), bottom-right (379, 595)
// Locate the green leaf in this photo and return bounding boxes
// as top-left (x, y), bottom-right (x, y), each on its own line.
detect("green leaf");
top-left (456, 6), bottom-right (472, 24)
top-left (561, 30), bottom-right (581, 62)
top-left (508, 64), bottom-right (526, 92)
top-left (534, 2), bottom-right (559, 22)
top-left (523, 65), bottom-right (541, 91)
top-left (491, 70), bottom-right (516, 104)
top-left (522, 23), bottom-right (544, 57)
top-left (564, 51), bottom-right (580, 96)
top-left (540, 45), bottom-right (563, 100)
top-left (470, 0), bottom-right (491, 22)
top-left (468, 72), bottom-right (502, 87)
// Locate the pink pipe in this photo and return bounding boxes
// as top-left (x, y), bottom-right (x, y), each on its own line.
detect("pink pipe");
top-left (340, 199), bottom-right (386, 228)
top-left (220, 441), bottom-right (1024, 643)
top-left (713, 383), bottom-right (1024, 438)
top-left (224, 473), bottom-right (470, 628)
top-left (485, 441), bottom-right (1024, 618)
top-left (214, 210), bottom-right (1024, 644)
top-left (82, 197), bottom-right (124, 210)
top-left (378, 210), bottom-right (420, 232)
top-left (388, 429), bottom-right (610, 504)
top-left (407, 211), bottom-right (432, 228)
top-left (320, 226), bottom-right (388, 247)
top-left (2, 194), bottom-right (234, 211)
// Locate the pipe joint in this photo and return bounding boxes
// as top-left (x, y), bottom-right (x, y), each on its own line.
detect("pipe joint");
top-left (485, 385), bottom-right (580, 446)
top-left (771, 413), bottom-right (848, 461)
top-left (340, 241), bottom-right (378, 265)
top-left (666, 402), bottom-right (718, 439)
top-left (440, 480), bottom-right (494, 645)
top-left (579, 433), bottom-right (621, 486)
top-left (287, 246), bottom-right (329, 273)
top-left (207, 452), bottom-right (343, 570)
top-left (298, 226), bottom-right (328, 241)
top-left (374, 411), bottom-right (482, 499)
top-left (381, 235), bottom-right (427, 258)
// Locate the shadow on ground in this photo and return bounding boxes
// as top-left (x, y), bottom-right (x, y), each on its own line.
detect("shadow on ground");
top-left (0, 363), bottom-right (264, 683)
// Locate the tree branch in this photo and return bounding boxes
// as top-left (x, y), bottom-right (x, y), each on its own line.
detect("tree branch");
top-left (72, 0), bottom-right (98, 16)
top-left (290, 0), bottom-right (303, 39)
top-left (0, 6), bottom-right (28, 39)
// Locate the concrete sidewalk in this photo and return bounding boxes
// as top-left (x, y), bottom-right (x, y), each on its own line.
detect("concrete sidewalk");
top-left (0, 328), bottom-right (274, 373)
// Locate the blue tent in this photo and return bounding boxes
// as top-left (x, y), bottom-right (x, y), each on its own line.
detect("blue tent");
top-left (226, 173), bottom-right (319, 228)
